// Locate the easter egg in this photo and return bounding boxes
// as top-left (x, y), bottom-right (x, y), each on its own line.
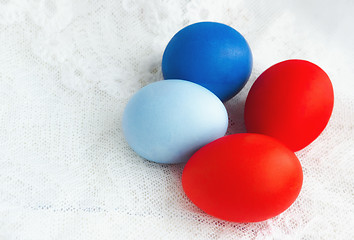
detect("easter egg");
top-left (162, 22), bottom-right (253, 102)
top-left (182, 133), bottom-right (303, 222)
top-left (122, 80), bottom-right (228, 164)
top-left (244, 60), bottom-right (334, 151)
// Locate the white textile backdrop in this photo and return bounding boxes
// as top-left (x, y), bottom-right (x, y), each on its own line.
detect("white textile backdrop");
top-left (0, 0), bottom-right (353, 239)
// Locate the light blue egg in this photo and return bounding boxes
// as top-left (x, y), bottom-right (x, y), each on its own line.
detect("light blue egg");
top-left (122, 80), bottom-right (228, 164)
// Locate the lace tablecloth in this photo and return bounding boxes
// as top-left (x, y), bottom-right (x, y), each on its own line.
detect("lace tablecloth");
top-left (0, 0), bottom-right (353, 239)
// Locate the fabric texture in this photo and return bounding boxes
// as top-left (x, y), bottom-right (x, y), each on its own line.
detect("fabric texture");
top-left (0, 0), bottom-right (353, 239)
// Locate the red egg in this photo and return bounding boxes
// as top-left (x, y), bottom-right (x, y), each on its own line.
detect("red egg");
top-left (182, 133), bottom-right (303, 222)
top-left (244, 59), bottom-right (334, 151)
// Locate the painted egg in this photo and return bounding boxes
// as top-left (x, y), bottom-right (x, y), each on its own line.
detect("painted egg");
top-left (244, 60), bottom-right (334, 151)
top-left (122, 80), bottom-right (228, 164)
top-left (182, 133), bottom-right (303, 222)
top-left (162, 22), bottom-right (253, 102)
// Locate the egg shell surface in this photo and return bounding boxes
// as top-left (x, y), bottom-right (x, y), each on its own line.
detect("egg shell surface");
top-left (122, 80), bottom-right (228, 164)
top-left (162, 22), bottom-right (253, 102)
top-left (182, 133), bottom-right (303, 222)
top-left (244, 59), bottom-right (334, 151)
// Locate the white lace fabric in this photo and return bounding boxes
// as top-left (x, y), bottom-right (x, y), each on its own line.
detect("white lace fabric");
top-left (0, 0), bottom-right (353, 239)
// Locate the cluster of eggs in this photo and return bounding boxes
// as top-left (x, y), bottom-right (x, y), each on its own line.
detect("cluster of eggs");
top-left (123, 22), bottom-right (334, 222)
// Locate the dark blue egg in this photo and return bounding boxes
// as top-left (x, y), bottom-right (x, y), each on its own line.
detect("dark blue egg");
top-left (162, 22), bottom-right (253, 102)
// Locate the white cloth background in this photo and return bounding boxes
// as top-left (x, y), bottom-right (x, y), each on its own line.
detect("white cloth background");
top-left (0, 0), bottom-right (353, 239)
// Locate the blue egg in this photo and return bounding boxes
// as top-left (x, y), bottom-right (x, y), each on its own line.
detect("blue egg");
top-left (162, 22), bottom-right (253, 102)
top-left (122, 80), bottom-right (228, 164)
